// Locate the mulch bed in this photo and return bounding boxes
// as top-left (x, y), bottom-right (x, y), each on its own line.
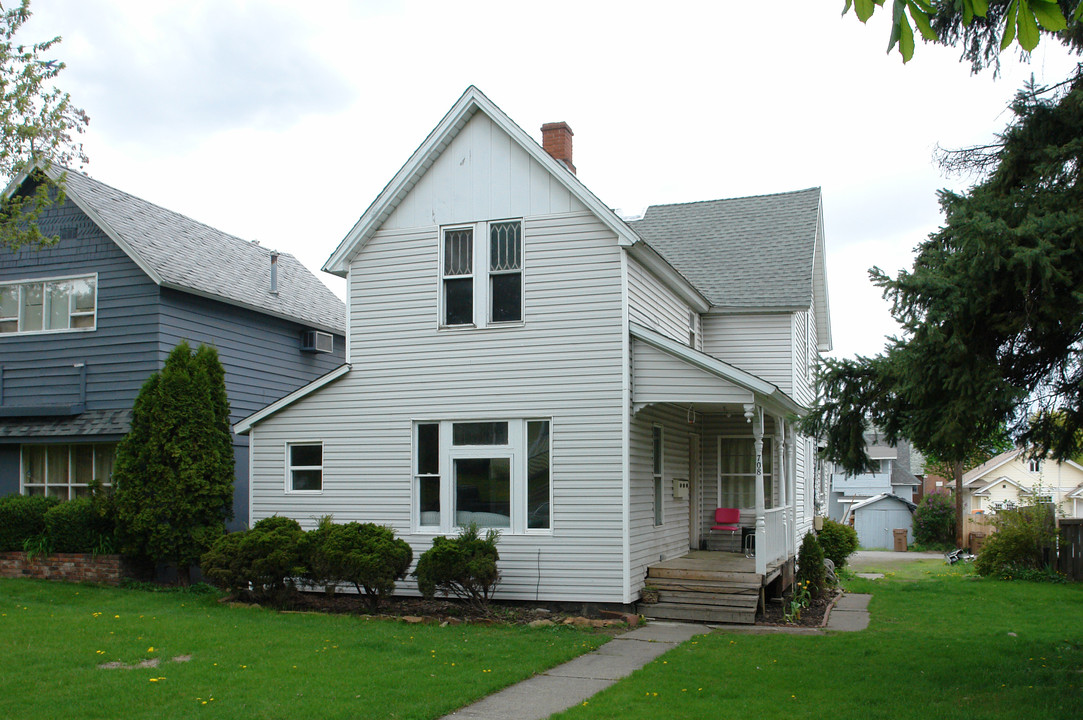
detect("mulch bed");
top-left (756, 587), bottom-right (842, 628)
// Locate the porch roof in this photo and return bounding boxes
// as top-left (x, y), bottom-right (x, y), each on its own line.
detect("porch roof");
top-left (630, 323), bottom-right (801, 415)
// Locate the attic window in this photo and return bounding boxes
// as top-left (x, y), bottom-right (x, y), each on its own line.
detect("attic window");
top-left (1028, 459), bottom-right (1041, 473)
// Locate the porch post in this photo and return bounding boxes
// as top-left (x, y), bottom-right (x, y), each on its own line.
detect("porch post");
top-left (753, 405), bottom-right (766, 575)
top-left (788, 422), bottom-right (798, 558)
top-left (777, 415), bottom-right (788, 561)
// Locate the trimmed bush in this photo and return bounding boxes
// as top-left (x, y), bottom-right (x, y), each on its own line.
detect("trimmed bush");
top-left (42, 497), bottom-right (114, 553)
top-left (913, 491), bottom-right (956, 546)
top-left (303, 518), bottom-right (413, 609)
top-left (0, 495), bottom-right (60, 551)
top-left (975, 504), bottom-right (1058, 579)
top-left (414, 523), bottom-right (499, 612)
top-left (201, 516), bottom-right (306, 601)
top-left (818, 519), bottom-right (859, 567)
top-left (796, 531), bottom-right (826, 597)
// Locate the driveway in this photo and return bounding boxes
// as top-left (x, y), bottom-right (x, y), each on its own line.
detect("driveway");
top-left (849, 550), bottom-right (944, 570)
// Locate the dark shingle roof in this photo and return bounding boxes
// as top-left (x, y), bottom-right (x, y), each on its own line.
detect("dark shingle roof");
top-left (0, 409), bottom-right (132, 439)
top-left (61, 169), bottom-right (345, 334)
top-left (629, 188), bottom-right (821, 309)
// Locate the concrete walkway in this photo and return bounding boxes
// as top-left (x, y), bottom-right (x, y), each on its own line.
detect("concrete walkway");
top-left (439, 621), bottom-right (709, 720)
top-left (440, 594), bottom-right (873, 720)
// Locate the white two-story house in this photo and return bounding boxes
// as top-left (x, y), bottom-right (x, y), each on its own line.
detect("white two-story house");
top-left (236, 87), bottom-right (832, 620)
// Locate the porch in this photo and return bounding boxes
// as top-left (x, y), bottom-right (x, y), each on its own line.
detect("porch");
top-left (641, 551), bottom-right (788, 624)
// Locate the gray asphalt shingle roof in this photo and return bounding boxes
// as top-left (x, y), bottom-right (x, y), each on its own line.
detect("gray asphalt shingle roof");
top-left (629, 187), bottom-right (821, 309)
top-left (61, 169), bottom-right (345, 333)
top-left (0, 409), bottom-right (132, 439)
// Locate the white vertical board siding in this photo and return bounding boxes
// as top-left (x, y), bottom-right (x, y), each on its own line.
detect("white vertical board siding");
top-left (627, 257), bottom-right (693, 346)
top-left (382, 112), bottom-right (584, 230)
top-left (249, 211), bottom-right (628, 603)
top-left (628, 404), bottom-right (696, 596)
top-left (701, 313), bottom-right (794, 394)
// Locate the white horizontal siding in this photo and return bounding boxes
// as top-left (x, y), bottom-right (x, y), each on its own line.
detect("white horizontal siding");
top-left (626, 256), bottom-right (694, 347)
top-left (382, 112), bottom-right (585, 230)
top-left (632, 340), bottom-right (753, 406)
top-left (701, 312), bottom-right (794, 393)
top-left (628, 405), bottom-right (696, 597)
top-left (250, 210), bottom-right (628, 603)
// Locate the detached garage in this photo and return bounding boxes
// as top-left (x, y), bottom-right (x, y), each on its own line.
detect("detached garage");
top-left (846, 494), bottom-right (917, 549)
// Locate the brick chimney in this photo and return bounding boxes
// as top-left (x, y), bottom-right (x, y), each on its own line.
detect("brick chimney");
top-left (541, 121), bottom-right (575, 174)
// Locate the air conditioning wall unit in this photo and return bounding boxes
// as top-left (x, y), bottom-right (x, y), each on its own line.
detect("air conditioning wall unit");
top-left (301, 329), bottom-right (334, 353)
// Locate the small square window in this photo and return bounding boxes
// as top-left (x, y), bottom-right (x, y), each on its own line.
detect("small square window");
top-left (287, 442), bottom-right (323, 492)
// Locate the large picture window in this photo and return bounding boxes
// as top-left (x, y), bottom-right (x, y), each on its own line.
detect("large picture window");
top-left (440, 220), bottom-right (522, 328)
top-left (414, 419), bottom-right (550, 533)
top-left (0, 275), bottom-right (96, 335)
top-left (22, 443), bottom-right (115, 500)
top-left (717, 437), bottom-right (773, 509)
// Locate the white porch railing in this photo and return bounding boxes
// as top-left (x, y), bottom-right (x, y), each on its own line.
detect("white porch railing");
top-left (756, 506), bottom-right (791, 575)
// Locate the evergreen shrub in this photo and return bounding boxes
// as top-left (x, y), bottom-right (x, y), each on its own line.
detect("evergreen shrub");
top-left (796, 531), bottom-right (826, 597)
top-left (414, 523), bottom-right (499, 611)
top-left (201, 516), bottom-right (305, 601)
top-left (818, 519), bottom-right (859, 567)
top-left (42, 497), bottom-right (114, 553)
top-left (913, 491), bottom-right (956, 546)
top-left (0, 495), bottom-right (60, 551)
top-left (303, 518), bottom-right (412, 609)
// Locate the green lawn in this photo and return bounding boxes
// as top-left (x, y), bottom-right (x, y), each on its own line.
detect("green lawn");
top-left (552, 564), bottom-right (1083, 720)
top-left (0, 579), bottom-right (606, 720)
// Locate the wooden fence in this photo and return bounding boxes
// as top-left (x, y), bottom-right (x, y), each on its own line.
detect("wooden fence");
top-left (1057, 519), bottom-right (1083, 581)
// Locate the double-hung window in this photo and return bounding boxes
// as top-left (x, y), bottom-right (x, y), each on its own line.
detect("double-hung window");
top-left (286, 442), bottom-right (323, 493)
top-left (414, 419), bottom-right (550, 533)
top-left (441, 220), bottom-right (522, 327)
top-left (0, 274), bottom-right (96, 335)
top-left (652, 425), bottom-right (664, 525)
top-left (717, 436), bottom-right (773, 509)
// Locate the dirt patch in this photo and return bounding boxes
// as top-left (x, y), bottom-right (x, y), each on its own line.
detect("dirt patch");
top-left (757, 587), bottom-right (841, 628)
top-left (98, 655), bottom-right (192, 671)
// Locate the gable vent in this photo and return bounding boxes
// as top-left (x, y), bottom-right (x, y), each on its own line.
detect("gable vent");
top-left (301, 330), bottom-right (334, 353)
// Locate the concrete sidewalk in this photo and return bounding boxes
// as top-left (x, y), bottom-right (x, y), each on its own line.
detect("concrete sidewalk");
top-left (439, 621), bottom-right (709, 720)
top-left (440, 595), bottom-right (872, 720)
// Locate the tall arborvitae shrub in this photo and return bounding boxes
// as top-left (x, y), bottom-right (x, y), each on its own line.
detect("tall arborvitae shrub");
top-left (796, 531), bottom-right (826, 597)
top-left (113, 342), bottom-right (234, 580)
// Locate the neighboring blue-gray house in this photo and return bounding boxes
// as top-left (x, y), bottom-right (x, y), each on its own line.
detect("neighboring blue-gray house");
top-left (827, 432), bottom-right (920, 522)
top-left (0, 166), bottom-right (345, 528)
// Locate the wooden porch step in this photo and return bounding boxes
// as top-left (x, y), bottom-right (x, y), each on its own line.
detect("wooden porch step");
top-left (655, 591), bottom-right (759, 609)
top-left (647, 566), bottom-right (763, 584)
top-left (642, 602), bottom-right (756, 625)
top-left (647, 577), bottom-right (761, 593)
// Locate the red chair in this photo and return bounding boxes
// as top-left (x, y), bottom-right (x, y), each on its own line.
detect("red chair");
top-left (711, 507), bottom-right (742, 550)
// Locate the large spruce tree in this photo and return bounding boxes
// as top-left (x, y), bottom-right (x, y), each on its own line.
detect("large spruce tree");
top-left (804, 71), bottom-right (1083, 546)
top-left (113, 342), bottom-right (234, 580)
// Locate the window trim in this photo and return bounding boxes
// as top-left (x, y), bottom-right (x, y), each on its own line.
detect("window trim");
top-left (653, 424), bottom-right (664, 526)
top-left (285, 441), bottom-right (324, 494)
top-left (438, 220), bottom-right (524, 330)
top-left (0, 273), bottom-right (98, 337)
top-left (411, 418), bottom-right (551, 535)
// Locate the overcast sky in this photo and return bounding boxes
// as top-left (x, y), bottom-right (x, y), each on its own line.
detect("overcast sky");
top-left (21, 0), bottom-right (1081, 358)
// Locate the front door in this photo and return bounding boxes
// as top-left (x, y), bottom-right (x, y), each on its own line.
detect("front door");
top-left (689, 433), bottom-right (701, 550)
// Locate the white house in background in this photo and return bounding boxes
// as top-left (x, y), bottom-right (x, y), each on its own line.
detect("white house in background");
top-left (827, 433), bottom-right (920, 521)
top-left (235, 86), bottom-right (832, 608)
top-left (962, 448), bottom-right (1083, 518)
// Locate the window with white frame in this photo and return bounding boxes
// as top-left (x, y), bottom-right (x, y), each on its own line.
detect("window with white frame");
top-left (1028, 458), bottom-right (1042, 473)
top-left (22, 443), bottom-right (115, 499)
top-left (413, 419), bottom-right (550, 533)
top-left (440, 220), bottom-right (522, 327)
top-left (717, 436), bottom-right (773, 509)
top-left (687, 311), bottom-right (697, 348)
top-left (0, 275), bottom-right (96, 335)
top-left (286, 442), bottom-right (323, 492)
top-left (652, 425), bottom-right (664, 526)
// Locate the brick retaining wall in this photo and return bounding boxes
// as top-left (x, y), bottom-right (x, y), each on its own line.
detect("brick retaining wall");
top-left (0, 552), bottom-right (124, 585)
